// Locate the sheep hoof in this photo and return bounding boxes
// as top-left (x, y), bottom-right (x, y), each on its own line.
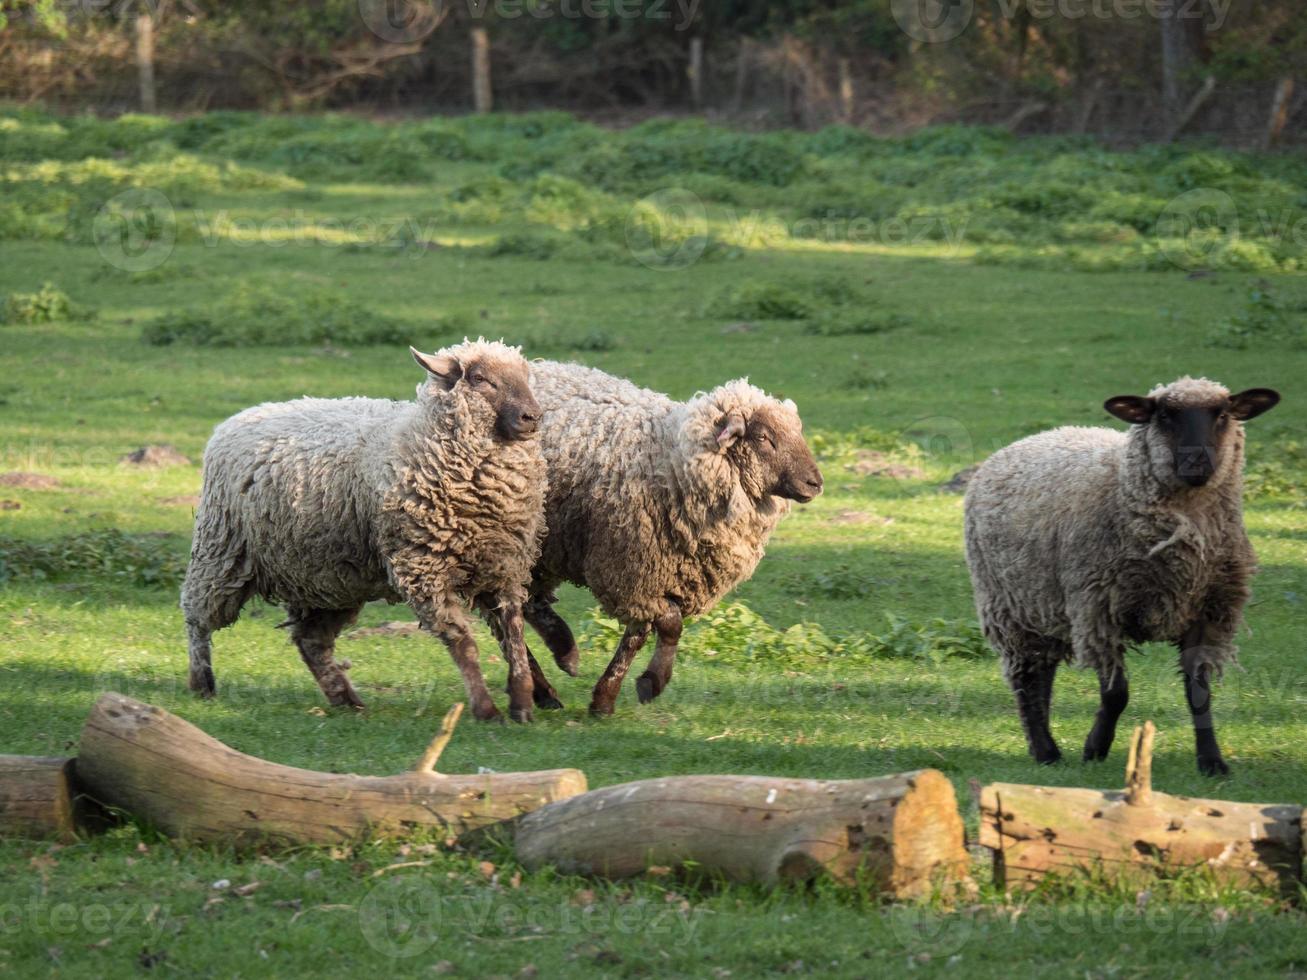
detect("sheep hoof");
top-left (1031, 746), bottom-right (1063, 766)
top-left (472, 704), bottom-right (505, 723)
top-left (510, 707), bottom-right (534, 724)
top-left (533, 692), bottom-right (564, 710)
top-left (1198, 755), bottom-right (1230, 777)
top-left (587, 700), bottom-right (615, 718)
top-left (554, 649), bottom-right (580, 678)
top-left (635, 673), bottom-right (662, 704)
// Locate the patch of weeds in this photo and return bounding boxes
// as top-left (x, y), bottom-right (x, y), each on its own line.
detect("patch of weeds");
top-left (1246, 440), bottom-right (1307, 500)
top-left (785, 563), bottom-right (875, 600)
top-left (140, 285), bottom-right (425, 347)
top-left (518, 328), bottom-right (617, 353)
top-left (486, 231), bottom-right (564, 260)
top-left (576, 601), bottom-right (988, 670)
top-left (1208, 281), bottom-right (1305, 349)
top-left (803, 311), bottom-right (910, 337)
top-left (706, 281), bottom-right (813, 320)
top-left (2, 282), bottom-right (94, 324)
top-left (0, 530), bottom-right (187, 588)
top-left (840, 367), bottom-right (891, 391)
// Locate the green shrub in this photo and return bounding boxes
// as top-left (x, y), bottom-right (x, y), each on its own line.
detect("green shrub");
top-left (577, 601), bottom-right (988, 670)
top-left (2, 283), bottom-right (93, 324)
top-left (1208, 281), bottom-right (1306, 349)
top-left (803, 311), bottom-right (910, 336)
top-left (141, 286), bottom-right (427, 347)
top-left (0, 530), bottom-right (187, 588)
top-left (486, 231), bottom-right (564, 260)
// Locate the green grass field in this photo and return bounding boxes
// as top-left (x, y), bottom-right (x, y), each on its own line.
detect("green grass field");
top-left (2, 110), bottom-right (1306, 977)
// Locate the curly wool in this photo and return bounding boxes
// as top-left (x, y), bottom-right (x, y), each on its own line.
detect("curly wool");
top-left (964, 376), bottom-right (1255, 678)
top-left (182, 339), bottom-right (545, 626)
top-left (527, 361), bottom-right (796, 624)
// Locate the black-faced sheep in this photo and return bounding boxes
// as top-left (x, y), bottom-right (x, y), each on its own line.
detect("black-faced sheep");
top-left (513, 362), bottom-right (824, 716)
top-left (180, 339), bottom-right (548, 722)
top-left (964, 377), bottom-right (1280, 774)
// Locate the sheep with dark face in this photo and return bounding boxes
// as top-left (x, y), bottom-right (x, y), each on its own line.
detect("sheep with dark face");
top-left (509, 362), bottom-right (823, 716)
top-left (180, 339), bottom-right (547, 722)
top-left (964, 377), bottom-right (1280, 774)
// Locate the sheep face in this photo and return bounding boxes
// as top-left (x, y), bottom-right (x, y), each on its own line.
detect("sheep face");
top-left (1105, 380), bottom-right (1279, 488)
top-left (412, 343), bottom-right (542, 442)
top-left (718, 402), bottom-right (824, 503)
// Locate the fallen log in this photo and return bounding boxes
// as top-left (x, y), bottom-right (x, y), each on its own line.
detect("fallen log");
top-left (980, 722), bottom-right (1303, 894)
top-left (513, 769), bottom-right (969, 898)
top-left (0, 755), bottom-right (78, 842)
top-left (75, 693), bottom-right (586, 847)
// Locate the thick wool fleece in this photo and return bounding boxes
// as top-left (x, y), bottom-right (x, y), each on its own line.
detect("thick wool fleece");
top-left (182, 340), bottom-right (545, 630)
top-left (527, 361), bottom-right (797, 624)
top-left (964, 376), bottom-right (1255, 678)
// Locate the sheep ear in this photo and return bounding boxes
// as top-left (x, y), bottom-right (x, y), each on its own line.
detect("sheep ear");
top-left (1104, 395), bottom-right (1154, 424)
top-left (411, 347), bottom-right (462, 389)
top-left (1228, 388), bottom-right (1279, 421)
top-left (715, 411), bottom-right (747, 451)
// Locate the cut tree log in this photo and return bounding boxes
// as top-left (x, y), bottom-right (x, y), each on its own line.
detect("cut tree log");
top-left (513, 769), bottom-right (969, 898)
top-left (0, 755), bottom-right (78, 842)
top-left (980, 722), bottom-right (1303, 893)
top-left (75, 693), bottom-right (586, 847)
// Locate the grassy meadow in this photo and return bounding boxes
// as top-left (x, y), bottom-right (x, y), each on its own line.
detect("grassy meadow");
top-left (1, 109), bottom-right (1307, 977)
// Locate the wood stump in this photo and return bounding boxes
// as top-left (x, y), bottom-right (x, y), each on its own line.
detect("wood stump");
top-left (0, 755), bottom-right (79, 842)
top-left (75, 693), bottom-right (586, 847)
top-left (514, 769), bottom-right (969, 897)
top-left (980, 723), bottom-right (1303, 893)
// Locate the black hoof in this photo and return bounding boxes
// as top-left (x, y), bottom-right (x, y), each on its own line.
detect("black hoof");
top-left (635, 673), bottom-right (662, 705)
top-left (1198, 755), bottom-right (1229, 776)
top-left (1082, 740), bottom-right (1110, 762)
top-left (1032, 745), bottom-right (1063, 766)
top-left (588, 701), bottom-right (614, 718)
top-left (510, 707), bottom-right (534, 724)
top-left (534, 693), bottom-right (564, 710)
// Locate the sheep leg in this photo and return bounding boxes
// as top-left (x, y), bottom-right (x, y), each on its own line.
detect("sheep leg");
top-left (524, 596), bottom-right (580, 677)
top-left (495, 602), bottom-right (537, 724)
top-left (1008, 657), bottom-right (1061, 765)
top-left (589, 622), bottom-right (651, 717)
top-left (181, 563), bottom-right (253, 699)
top-left (287, 607), bottom-right (365, 709)
top-left (1179, 623), bottom-right (1229, 776)
top-left (1082, 666), bottom-right (1129, 762)
top-left (480, 601), bottom-right (563, 711)
top-left (418, 606), bottom-right (502, 723)
top-left (635, 605), bottom-right (683, 705)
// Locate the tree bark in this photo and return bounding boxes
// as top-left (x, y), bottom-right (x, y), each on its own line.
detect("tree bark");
top-left (513, 769), bottom-right (969, 897)
top-left (0, 756), bottom-right (78, 841)
top-left (471, 27), bottom-right (492, 113)
top-left (1264, 77), bottom-right (1295, 150)
top-left (979, 724), bottom-right (1303, 894)
top-left (687, 37), bottom-right (703, 108)
top-left (1164, 74), bottom-right (1216, 142)
top-left (837, 57), bottom-right (854, 123)
top-left (1159, 4), bottom-right (1198, 134)
top-left (75, 693), bottom-right (585, 847)
top-left (135, 13), bottom-right (156, 113)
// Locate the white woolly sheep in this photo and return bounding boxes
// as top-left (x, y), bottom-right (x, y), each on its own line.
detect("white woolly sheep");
top-left (511, 361), bottom-right (824, 716)
top-left (964, 377), bottom-right (1280, 774)
top-left (180, 339), bottom-right (548, 722)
